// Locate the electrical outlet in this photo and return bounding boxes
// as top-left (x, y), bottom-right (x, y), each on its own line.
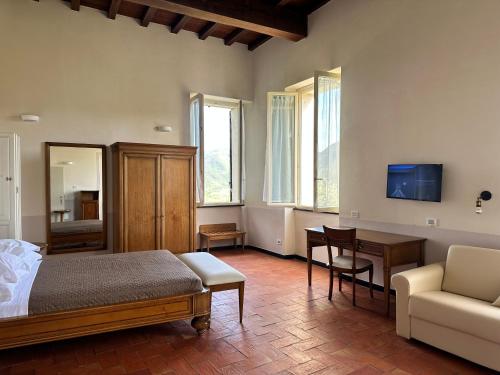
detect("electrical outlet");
top-left (351, 210), bottom-right (360, 219)
top-left (425, 218), bottom-right (438, 227)
top-left (276, 239), bottom-right (282, 246)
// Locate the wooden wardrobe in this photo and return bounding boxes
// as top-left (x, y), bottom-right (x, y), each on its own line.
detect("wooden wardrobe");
top-left (111, 143), bottom-right (196, 253)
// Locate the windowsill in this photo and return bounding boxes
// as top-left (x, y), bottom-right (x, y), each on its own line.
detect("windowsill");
top-left (293, 207), bottom-right (339, 215)
top-left (197, 203), bottom-right (245, 208)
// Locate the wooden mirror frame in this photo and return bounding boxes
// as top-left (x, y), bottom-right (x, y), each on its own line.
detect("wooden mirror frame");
top-left (45, 142), bottom-right (107, 254)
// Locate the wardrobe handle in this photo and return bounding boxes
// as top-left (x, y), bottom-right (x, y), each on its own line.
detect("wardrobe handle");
top-left (5, 177), bottom-right (12, 181)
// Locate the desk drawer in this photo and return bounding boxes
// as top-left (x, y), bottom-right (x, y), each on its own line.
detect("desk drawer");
top-left (358, 241), bottom-right (383, 256)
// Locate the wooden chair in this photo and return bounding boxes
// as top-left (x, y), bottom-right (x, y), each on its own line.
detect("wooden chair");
top-left (199, 223), bottom-right (245, 253)
top-left (323, 226), bottom-right (374, 306)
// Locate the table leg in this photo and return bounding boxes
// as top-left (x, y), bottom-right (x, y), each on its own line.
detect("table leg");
top-left (307, 243), bottom-right (312, 286)
top-left (417, 241), bottom-right (425, 267)
top-left (383, 265), bottom-right (391, 316)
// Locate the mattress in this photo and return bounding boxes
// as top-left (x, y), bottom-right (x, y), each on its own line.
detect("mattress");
top-left (51, 219), bottom-right (103, 234)
top-left (28, 250), bottom-right (203, 315)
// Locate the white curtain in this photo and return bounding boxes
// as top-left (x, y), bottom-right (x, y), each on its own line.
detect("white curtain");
top-left (264, 94), bottom-right (296, 203)
top-left (189, 95), bottom-right (203, 203)
top-left (315, 74), bottom-right (341, 210)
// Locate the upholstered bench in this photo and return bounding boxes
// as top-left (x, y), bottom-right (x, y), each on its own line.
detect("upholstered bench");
top-left (178, 252), bottom-right (246, 324)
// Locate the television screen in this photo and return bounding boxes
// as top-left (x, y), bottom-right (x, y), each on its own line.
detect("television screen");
top-left (386, 164), bottom-right (443, 202)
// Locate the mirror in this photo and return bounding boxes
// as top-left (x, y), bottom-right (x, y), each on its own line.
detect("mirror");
top-left (45, 143), bottom-right (107, 254)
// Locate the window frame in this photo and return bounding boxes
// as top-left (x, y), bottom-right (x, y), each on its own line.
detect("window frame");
top-left (266, 70), bottom-right (341, 213)
top-left (313, 70), bottom-right (341, 214)
top-left (191, 94), bottom-right (244, 207)
top-left (296, 83), bottom-right (314, 210)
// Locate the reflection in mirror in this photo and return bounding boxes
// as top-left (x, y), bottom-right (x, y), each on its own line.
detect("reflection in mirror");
top-left (46, 143), bottom-right (107, 254)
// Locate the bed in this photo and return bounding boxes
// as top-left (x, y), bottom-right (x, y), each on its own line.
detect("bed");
top-left (0, 250), bottom-right (211, 349)
top-left (50, 219), bottom-right (104, 251)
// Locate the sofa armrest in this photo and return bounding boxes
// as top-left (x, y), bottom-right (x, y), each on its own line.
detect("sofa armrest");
top-left (391, 262), bottom-right (445, 338)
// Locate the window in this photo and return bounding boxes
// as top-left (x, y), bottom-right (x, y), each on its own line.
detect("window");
top-left (190, 94), bottom-right (243, 206)
top-left (265, 70), bottom-right (341, 212)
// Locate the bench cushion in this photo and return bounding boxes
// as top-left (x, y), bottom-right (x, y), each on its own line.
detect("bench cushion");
top-left (178, 252), bottom-right (246, 286)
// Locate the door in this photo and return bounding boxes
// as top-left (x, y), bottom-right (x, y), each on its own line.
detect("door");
top-left (160, 155), bottom-right (194, 253)
top-left (123, 153), bottom-right (160, 251)
top-left (0, 134), bottom-right (21, 239)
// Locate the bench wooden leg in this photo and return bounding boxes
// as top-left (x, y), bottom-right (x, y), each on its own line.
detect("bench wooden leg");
top-left (206, 238), bottom-right (211, 253)
top-left (238, 282), bottom-right (244, 323)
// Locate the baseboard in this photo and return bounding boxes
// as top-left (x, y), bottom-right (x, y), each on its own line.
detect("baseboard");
top-left (235, 245), bottom-right (393, 294)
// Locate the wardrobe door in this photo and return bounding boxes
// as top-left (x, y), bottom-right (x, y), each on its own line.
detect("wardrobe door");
top-left (123, 154), bottom-right (160, 251)
top-left (160, 155), bottom-right (194, 253)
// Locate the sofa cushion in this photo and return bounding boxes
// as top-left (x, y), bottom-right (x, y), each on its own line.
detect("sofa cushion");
top-left (442, 245), bottom-right (500, 302)
top-left (410, 290), bottom-right (500, 344)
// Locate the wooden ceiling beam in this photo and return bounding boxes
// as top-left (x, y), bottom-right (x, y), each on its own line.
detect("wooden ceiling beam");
top-left (198, 22), bottom-right (217, 40)
top-left (70, 0), bottom-right (80, 11)
top-left (141, 7), bottom-right (157, 27)
top-left (170, 15), bottom-right (190, 33)
top-left (127, 0), bottom-right (307, 41)
top-left (224, 28), bottom-right (246, 46)
top-left (108, 0), bottom-right (122, 20)
top-left (275, 0), bottom-right (294, 8)
top-left (248, 35), bottom-right (272, 51)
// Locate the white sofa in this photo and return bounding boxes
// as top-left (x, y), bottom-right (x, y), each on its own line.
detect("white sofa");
top-left (392, 245), bottom-right (500, 371)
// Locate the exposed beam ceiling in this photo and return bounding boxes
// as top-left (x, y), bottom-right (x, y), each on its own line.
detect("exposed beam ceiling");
top-left (141, 7), bottom-right (157, 27)
top-left (46, 0), bottom-right (331, 51)
top-left (224, 28), bottom-right (246, 46)
top-left (248, 35), bottom-right (272, 51)
top-left (198, 22), bottom-right (217, 40)
top-left (127, 0), bottom-right (307, 41)
top-left (170, 14), bottom-right (190, 33)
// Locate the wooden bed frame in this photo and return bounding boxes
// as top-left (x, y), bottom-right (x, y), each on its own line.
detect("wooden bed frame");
top-left (0, 289), bottom-right (211, 350)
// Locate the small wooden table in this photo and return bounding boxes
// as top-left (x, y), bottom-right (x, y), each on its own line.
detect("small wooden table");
top-left (305, 227), bottom-right (426, 315)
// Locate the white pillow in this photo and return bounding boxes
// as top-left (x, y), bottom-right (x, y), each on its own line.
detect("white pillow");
top-left (493, 296), bottom-right (500, 307)
top-left (0, 240), bottom-right (40, 254)
top-left (0, 283), bottom-right (15, 302)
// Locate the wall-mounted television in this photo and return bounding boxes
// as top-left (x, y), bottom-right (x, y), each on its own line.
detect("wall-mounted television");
top-left (386, 164), bottom-right (443, 202)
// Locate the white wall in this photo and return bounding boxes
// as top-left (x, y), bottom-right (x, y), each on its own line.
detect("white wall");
top-left (246, 0), bottom-right (500, 272)
top-left (0, 0), bottom-right (253, 244)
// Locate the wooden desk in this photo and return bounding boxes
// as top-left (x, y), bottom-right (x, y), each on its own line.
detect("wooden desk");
top-left (305, 227), bottom-right (426, 315)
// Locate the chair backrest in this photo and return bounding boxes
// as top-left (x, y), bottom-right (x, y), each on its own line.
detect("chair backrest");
top-left (323, 226), bottom-right (357, 268)
top-left (442, 245), bottom-right (500, 302)
top-left (199, 223), bottom-right (237, 234)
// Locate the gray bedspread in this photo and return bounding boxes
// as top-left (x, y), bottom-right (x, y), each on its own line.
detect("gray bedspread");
top-left (51, 219), bottom-right (103, 234)
top-left (29, 250), bottom-right (203, 315)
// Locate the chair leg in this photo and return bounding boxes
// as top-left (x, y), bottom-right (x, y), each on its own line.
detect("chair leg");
top-left (352, 273), bottom-right (356, 306)
top-left (328, 267), bottom-right (334, 300)
top-left (369, 266), bottom-right (374, 298)
top-left (207, 239), bottom-right (210, 253)
top-left (238, 282), bottom-right (244, 323)
top-left (338, 273), bottom-right (343, 291)
top-left (241, 234), bottom-right (245, 252)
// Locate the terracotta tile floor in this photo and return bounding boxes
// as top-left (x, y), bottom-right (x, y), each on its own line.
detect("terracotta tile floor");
top-left (0, 249), bottom-right (494, 375)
